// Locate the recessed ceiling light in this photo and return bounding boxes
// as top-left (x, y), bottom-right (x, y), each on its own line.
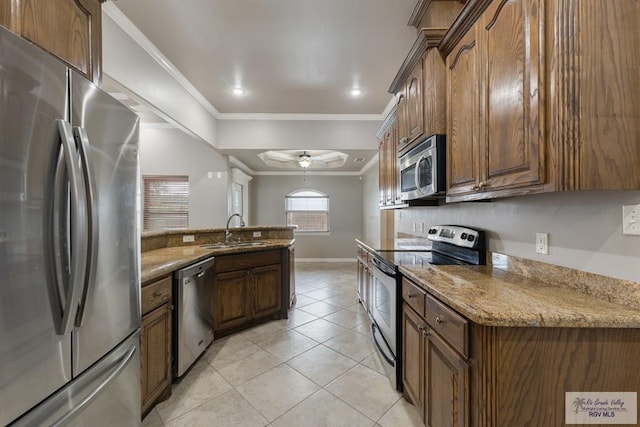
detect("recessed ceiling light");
top-left (350, 88), bottom-right (362, 97)
top-left (232, 87), bottom-right (246, 96)
top-left (354, 157), bottom-right (365, 163)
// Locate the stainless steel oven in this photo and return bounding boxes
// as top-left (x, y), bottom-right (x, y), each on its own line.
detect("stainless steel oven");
top-left (369, 256), bottom-right (400, 389)
top-left (399, 134), bottom-right (446, 201)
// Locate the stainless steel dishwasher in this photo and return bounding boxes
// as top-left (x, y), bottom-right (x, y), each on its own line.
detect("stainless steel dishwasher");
top-left (173, 257), bottom-right (215, 378)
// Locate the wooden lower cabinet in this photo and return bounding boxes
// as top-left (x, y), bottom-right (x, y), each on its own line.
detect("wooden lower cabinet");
top-left (212, 250), bottom-right (283, 336)
top-left (140, 275), bottom-right (172, 416)
top-left (402, 277), bottom-right (640, 426)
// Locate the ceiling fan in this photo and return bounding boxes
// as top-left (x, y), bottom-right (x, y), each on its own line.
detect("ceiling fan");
top-left (257, 150), bottom-right (349, 169)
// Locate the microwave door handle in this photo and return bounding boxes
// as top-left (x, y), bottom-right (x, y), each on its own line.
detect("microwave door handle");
top-left (415, 155), bottom-right (425, 194)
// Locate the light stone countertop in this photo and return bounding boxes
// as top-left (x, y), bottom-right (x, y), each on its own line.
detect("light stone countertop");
top-left (141, 239), bottom-right (294, 284)
top-left (399, 264), bottom-right (640, 328)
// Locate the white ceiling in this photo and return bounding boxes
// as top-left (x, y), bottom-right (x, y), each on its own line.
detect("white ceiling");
top-left (110, 0), bottom-right (420, 172)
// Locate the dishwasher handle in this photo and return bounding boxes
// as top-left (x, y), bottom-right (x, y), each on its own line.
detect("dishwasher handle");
top-left (175, 256), bottom-right (215, 279)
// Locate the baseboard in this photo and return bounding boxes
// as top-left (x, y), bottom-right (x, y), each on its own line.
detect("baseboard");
top-left (296, 258), bottom-right (356, 263)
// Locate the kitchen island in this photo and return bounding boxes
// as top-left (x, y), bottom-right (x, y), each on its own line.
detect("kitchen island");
top-left (399, 252), bottom-right (640, 426)
top-left (139, 226), bottom-right (295, 416)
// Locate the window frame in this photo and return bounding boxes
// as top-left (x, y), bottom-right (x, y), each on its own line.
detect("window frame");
top-left (285, 189), bottom-right (330, 234)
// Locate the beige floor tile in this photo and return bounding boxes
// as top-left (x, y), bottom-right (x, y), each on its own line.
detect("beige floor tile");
top-left (323, 292), bottom-right (360, 309)
top-left (351, 320), bottom-right (372, 336)
top-left (291, 294), bottom-right (318, 308)
top-left (215, 347), bottom-right (283, 386)
top-left (155, 360), bottom-right (232, 423)
top-left (378, 398), bottom-right (423, 427)
top-left (281, 307), bottom-right (318, 327)
top-left (298, 301), bottom-right (342, 317)
top-left (325, 364), bottom-right (401, 422)
top-left (294, 318), bottom-right (348, 343)
top-left (344, 302), bottom-right (368, 314)
top-left (286, 344), bottom-right (357, 386)
top-left (255, 329), bottom-right (319, 361)
top-left (323, 309), bottom-right (369, 329)
top-left (271, 389), bottom-right (374, 427)
top-left (206, 342), bottom-right (263, 371)
top-left (323, 330), bottom-right (375, 362)
top-left (241, 320), bottom-right (291, 343)
top-left (360, 353), bottom-right (388, 376)
top-left (303, 287), bottom-right (345, 300)
top-left (236, 365), bottom-right (319, 422)
top-left (142, 409), bottom-right (164, 427)
top-left (165, 390), bottom-right (268, 427)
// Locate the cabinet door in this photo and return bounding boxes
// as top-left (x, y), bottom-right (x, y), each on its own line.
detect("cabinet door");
top-left (252, 264), bottom-right (282, 319)
top-left (378, 138), bottom-right (387, 206)
top-left (402, 306), bottom-right (425, 422)
top-left (384, 126), bottom-right (395, 205)
top-left (425, 331), bottom-right (469, 427)
top-left (141, 303), bottom-right (172, 414)
top-left (397, 91), bottom-right (409, 150)
top-left (423, 48), bottom-right (447, 138)
top-left (479, 0), bottom-right (544, 191)
top-left (447, 27), bottom-right (480, 197)
top-left (406, 62), bottom-right (425, 144)
top-left (213, 270), bottom-right (251, 333)
top-left (0, 0), bottom-right (103, 83)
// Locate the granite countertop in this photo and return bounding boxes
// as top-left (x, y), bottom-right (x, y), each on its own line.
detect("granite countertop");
top-left (141, 239), bottom-right (294, 284)
top-left (399, 264), bottom-right (640, 328)
top-left (356, 237), bottom-right (432, 252)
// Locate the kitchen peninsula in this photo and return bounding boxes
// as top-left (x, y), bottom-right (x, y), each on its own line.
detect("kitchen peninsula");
top-left (139, 225), bottom-right (295, 415)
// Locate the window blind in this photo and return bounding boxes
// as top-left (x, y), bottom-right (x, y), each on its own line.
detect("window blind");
top-left (143, 175), bottom-right (189, 231)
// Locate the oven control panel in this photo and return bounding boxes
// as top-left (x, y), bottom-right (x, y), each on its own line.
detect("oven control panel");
top-left (426, 225), bottom-right (480, 249)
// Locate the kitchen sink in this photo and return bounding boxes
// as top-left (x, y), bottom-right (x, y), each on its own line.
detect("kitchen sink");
top-left (201, 241), bottom-right (267, 249)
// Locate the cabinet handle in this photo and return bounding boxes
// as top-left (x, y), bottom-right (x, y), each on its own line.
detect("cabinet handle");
top-left (417, 324), bottom-right (424, 332)
top-left (153, 291), bottom-right (163, 297)
top-left (472, 184), bottom-right (480, 190)
top-left (422, 329), bottom-right (430, 337)
top-left (435, 316), bottom-right (445, 325)
top-left (407, 292), bottom-right (415, 298)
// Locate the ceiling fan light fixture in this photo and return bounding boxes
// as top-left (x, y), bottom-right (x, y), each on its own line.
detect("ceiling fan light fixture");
top-left (298, 152), bottom-right (312, 168)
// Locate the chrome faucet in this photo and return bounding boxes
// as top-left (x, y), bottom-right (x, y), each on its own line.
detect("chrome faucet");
top-left (225, 213), bottom-right (245, 243)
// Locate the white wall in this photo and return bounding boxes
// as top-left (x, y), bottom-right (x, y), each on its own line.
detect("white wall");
top-left (251, 175), bottom-right (363, 259)
top-left (102, 7), bottom-right (218, 147)
top-left (139, 127), bottom-right (229, 229)
top-left (217, 119), bottom-right (380, 150)
top-left (395, 191), bottom-right (640, 282)
top-left (362, 159), bottom-right (381, 243)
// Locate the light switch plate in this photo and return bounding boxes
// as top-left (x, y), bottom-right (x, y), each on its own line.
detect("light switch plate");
top-left (623, 204), bottom-right (640, 235)
top-left (183, 235), bottom-right (195, 243)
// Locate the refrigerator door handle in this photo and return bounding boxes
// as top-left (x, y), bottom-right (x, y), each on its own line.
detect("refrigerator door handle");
top-left (49, 345), bottom-right (136, 427)
top-left (52, 120), bottom-right (88, 336)
top-left (73, 126), bottom-right (99, 327)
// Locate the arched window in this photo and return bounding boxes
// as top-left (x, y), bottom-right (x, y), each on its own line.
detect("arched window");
top-left (285, 189), bottom-right (329, 232)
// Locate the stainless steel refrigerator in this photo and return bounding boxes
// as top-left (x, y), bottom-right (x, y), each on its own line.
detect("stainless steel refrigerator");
top-left (0, 26), bottom-right (141, 426)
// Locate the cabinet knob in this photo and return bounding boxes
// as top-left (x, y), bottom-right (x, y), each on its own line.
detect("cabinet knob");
top-left (407, 292), bottom-right (415, 299)
top-left (435, 316), bottom-right (445, 325)
top-left (153, 291), bottom-right (163, 297)
top-left (422, 329), bottom-right (430, 337)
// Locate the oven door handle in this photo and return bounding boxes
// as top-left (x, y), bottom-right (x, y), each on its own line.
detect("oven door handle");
top-left (371, 323), bottom-right (395, 366)
top-left (371, 257), bottom-right (396, 278)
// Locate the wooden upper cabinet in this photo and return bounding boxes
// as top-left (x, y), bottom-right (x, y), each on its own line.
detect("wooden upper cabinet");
top-left (377, 108), bottom-right (402, 208)
top-left (405, 62), bottom-right (424, 144)
top-left (423, 48), bottom-right (447, 139)
top-left (479, 0), bottom-right (544, 193)
top-left (0, 0), bottom-right (103, 83)
top-left (446, 26), bottom-right (479, 198)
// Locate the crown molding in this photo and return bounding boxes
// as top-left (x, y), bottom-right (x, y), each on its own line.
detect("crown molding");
top-left (217, 113), bottom-right (384, 121)
top-left (252, 171), bottom-right (365, 176)
top-left (228, 156), bottom-right (256, 176)
top-left (360, 152), bottom-right (379, 174)
top-left (103, 3), bottom-right (221, 119)
top-left (140, 122), bottom-right (176, 129)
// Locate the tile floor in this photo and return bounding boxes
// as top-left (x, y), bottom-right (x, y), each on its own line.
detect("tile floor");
top-left (142, 262), bottom-right (423, 427)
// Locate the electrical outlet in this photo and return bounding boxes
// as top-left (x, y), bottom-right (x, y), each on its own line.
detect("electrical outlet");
top-left (535, 232), bottom-right (549, 255)
top-left (182, 235), bottom-right (195, 243)
top-left (623, 205), bottom-right (640, 235)
top-left (253, 231), bottom-right (262, 238)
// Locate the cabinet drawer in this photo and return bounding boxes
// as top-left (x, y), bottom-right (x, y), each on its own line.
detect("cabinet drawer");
top-left (141, 276), bottom-right (172, 315)
top-left (425, 294), bottom-right (468, 356)
top-left (402, 278), bottom-right (426, 317)
top-left (215, 249), bottom-right (281, 273)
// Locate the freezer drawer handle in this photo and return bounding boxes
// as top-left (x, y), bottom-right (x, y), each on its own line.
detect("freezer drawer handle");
top-left (73, 127), bottom-right (99, 327)
top-left (50, 345), bottom-right (137, 427)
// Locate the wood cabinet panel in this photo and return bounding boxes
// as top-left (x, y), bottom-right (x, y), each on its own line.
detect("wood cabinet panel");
top-left (402, 277), bottom-right (426, 318)
top-left (214, 249), bottom-right (281, 273)
top-left (426, 330), bottom-right (468, 427)
top-left (422, 48), bottom-right (447, 138)
top-left (213, 270), bottom-right (250, 333)
top-left (253, 264), bottom-right (281, 319)
top-left (141, 275), bottom-right (172, 315)
top-left (406, 62), bottom-right (424, 144)
top-left (0, 0), bottom-right (103, 83)
top-left (141, 303), bottom-right (172, 415)
top-left (425, 294), bottom-right (468, 357)
top-left (402, 305), bottom-right (425, 422)
top-left (447, 27), bottom-right (479, 197)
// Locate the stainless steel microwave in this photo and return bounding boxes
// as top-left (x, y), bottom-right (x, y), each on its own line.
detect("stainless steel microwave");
top-left (399, 134), bottom-right (446, 201)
